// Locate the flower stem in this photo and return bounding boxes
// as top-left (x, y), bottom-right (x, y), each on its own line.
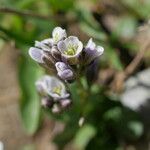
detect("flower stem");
top-left (77, 77), bottom-right (90, 126)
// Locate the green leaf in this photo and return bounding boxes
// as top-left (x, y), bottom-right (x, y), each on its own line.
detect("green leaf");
top-left (113, 16), bottom-right (137, 40)
top-left (47, 0), bottom-right (74, 12)
top-left (128, 121), bottom-right (143, 138)
top-left (121, 0), bottom-right (150, 19)
top-left (0, 26), bottom-right (32, 45)
top-left (21, 144), bottom-right (35, 150)
top-left (73, 124), bottom-right (96, 150)
top-left (77, 7), bottom-right (100, 30)
top-left (104, 45), bottom-right (124, 71)
top-left (80, 22), bottom-right (107, 42)
top-left (77, 6), bottom-right (107, 42)
top-left (104, 107), bottom-right (122, 121)
top-left (19, 48), bottom-right (43, 135)
top-left (0, 39), bottom-right (5, 52)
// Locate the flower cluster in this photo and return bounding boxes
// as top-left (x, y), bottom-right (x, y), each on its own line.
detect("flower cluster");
top-left (29, 27), bottom-right (104, 113)
top-left (36, 76), bottom-right (71, 113)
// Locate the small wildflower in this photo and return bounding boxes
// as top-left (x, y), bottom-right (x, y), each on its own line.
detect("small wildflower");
top-left (29, 26), bottom-right (104, 114)
top-left (52, 27), bottom-right (67, 43)
top-left (57, 36), bottom-right (83, 64)
top-left (36, 75), bottom-right (70, 100)
top-left (84, 38), bottom-right (104, 64)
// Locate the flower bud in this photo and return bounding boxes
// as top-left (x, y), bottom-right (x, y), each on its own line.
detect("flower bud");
top-left (84, 38), bottom-right (104, 65)
top-left (29, 47), bottom-right (44, 63)
top-left (86, 59), bottom-right (99, 85)
top-left (59, 99), bottom-right (72, 108)
top-left (41, 97), bottom-right (54, 108)
top-left (52, 27), bottom-right (67, 43)
top-left (52, 104), bottom-right (62, 113)
top-left (51, 46), bottom-right (61, 61)
top-left (55, 62), bottom-right (75, 81)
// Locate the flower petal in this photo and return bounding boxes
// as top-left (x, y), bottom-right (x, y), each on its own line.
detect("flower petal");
top-left (89, 46), bottom-right (104, 61)
top-left (58, 69), bottom-right (74, 81)
top-left (85, 38), bottom-right (96, 50)
top-left (57, 40), bottom-right (67, 52)
top-left (84, 39), bottom-right (104, 64)
top-left (29, 47), bottom-right (44, 63)
top-left (55, 62), bottom-right (74, 80)
top-left (42, 38), bottom-right (54, 46)
top-left (55, 62), bottom-right (68, 72)
top-left (35, 41), bottom-right (50, 51)
top-left (52, 27), bottom-right (67, 43)
top-left (65, 36), bottom-right (79, 46)
top-left (60, 99), bottom-right (71, 108)
top-left (58, 36), bottom-right (83, 64)
top-left (96, 46), bottom-right (104, 56)
top-left (35, 38), bottom-right (54, 51)
top-left (35, 79), bottom-right (47, 95)
top-left (36, 75), bottom-right (70, 100)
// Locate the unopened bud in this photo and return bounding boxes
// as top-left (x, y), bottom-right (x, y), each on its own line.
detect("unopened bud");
top-left (52, 104), bottom-right (61, 113)
top-left (78, 117), bottom-right (85, 127)
top-left (60, 99), bottom-right (72, 108)
top-left (55, 62), bottom-right (75, 81)
top-left (51, 47), bottom-right (61, 61)
top-left (41, 97), bottom-right (54, 108)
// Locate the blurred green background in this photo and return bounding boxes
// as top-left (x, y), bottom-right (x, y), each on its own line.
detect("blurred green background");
top-left (0, 0), bottom-right (150, 150)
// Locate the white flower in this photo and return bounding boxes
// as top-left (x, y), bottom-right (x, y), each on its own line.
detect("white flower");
top-left (52, 27), bottom-right (67, 43)
top-left (29, 27), bottom-right (67, 64)
top-left (36, 75), bottom-right (69, 100)
top-left (57, 36), bottom-right (83, 64)
top-left (84, 38), bottom-right (104, 64)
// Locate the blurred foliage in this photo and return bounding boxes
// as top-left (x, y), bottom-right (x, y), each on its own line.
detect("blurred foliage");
top-left (19, 47), bottom-right (44, 134)
top-left (0, 0), bottom-right (150, 149)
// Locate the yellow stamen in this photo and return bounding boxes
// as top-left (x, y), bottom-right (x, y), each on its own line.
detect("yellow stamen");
top-left (52, 86), bottom-right (62, 96)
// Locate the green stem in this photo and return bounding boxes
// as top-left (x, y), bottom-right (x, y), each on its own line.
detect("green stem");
top-left (77, 77), bottom-right (89, 125)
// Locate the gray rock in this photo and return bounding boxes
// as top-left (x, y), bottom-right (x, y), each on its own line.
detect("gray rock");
top-left (121, 68), bottom-right (150, 111)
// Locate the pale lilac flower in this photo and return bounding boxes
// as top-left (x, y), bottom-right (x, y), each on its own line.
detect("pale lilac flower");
top-left (36, 75), bottom-right (70, 100)
top-left (55, 62), bottom-right (74, 81)
top-left (57, 36), bottom-right (83, 64)
top-left (29, 46), bottom-right (56, 74)
top-left (84, 38), bottom-right (104, 64)
top-left (52, 27), bottom-right (67, 43)
top-left (29, 27), bottom-right (66, 63)
top-left (29, 39), bottom-right (55, 65)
